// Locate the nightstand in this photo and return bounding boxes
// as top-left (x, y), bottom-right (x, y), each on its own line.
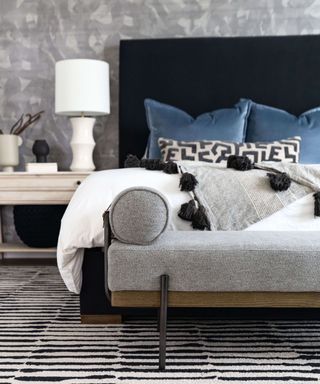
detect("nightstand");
top-left (0, 172), bottom-right (90, 257)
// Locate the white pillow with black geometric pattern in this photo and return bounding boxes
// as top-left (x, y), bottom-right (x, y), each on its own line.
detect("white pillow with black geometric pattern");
top-left (158, 136), bottom-right (301, 163)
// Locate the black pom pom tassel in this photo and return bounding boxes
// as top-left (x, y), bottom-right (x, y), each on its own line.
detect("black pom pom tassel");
top-left (227, 155), bottom-right (253, 171)
top-left (192, 204), bottom-right (211, 230)
top-left (178, 200), bottom-right (197, 221)
top-left (124, 154), bottom-right (141, 168)
top-left (139, 158), bottom-right (147, 168)
top-left (314, 192), bottom-right (320, 217)
top-left (124, 155), bottom-right (179, 174)
top-left (163, 161), bottom-right (178, 174)
top-left (267, 172), bottom-right (291, 192)
top-left (143, 159), bottom-right (165, 171)
top-left (179, 172), bottom-right (198, 192)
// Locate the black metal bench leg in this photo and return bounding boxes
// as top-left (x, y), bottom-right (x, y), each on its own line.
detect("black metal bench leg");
top-left (159, 274), bottom-right (169, 371)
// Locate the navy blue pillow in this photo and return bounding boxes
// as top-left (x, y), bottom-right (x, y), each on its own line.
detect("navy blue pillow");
top-left (145, 99), bottom-right (251, 159)
top-left (245, 100), bottom-right (320, 163)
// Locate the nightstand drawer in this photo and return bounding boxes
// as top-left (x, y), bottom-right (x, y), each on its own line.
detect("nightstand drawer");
top-left (0, 190), bottom-right (77, 204)
top-left (0, 173), bottom-right (88, 189)
top-left (0, 172), bottom-right (90, 204)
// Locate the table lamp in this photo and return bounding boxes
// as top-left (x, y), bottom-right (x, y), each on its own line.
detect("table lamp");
top-left (55, 59), bottom-right (110, 171)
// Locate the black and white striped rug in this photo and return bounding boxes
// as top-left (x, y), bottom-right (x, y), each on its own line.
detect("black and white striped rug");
top-left (1, 266), bottom-right (320, 383)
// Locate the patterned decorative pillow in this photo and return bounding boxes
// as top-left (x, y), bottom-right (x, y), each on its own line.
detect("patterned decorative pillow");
top-left (158, 136), bottom-right (301, 163)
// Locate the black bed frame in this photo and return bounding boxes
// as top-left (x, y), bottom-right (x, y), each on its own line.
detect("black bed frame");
top-left (81, 34), bottom-right (320, 322)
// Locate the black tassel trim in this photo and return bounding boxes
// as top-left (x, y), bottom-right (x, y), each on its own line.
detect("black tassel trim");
top-left (179, 172), bottom-right (198, 192)
top-left (163, 161), bottom-right (178, 174)
top-left (314, 192), bottom-right (320, 217)
top-left (192, 204), bottom-right (211, 230)
top-left (178, 200), bottom-right (197, 221)
top-left (124, 154), bottom-right (141, 168)
top-left (124, 154), bottom-right (179, 174)
top-left (139, 158), bottom-right (148, 168)
top-left (227, 155), bottom-right (254, 171)
top-left (179, 199), bottom-right (211, 230)
top-left (267, 172), bottom-right (291, 192)
top-left (143, 159), bottom-right (165, 171)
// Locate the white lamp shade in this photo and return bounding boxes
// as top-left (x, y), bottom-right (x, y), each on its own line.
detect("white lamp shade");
top-left (55, 59), bottom-right (110, 116)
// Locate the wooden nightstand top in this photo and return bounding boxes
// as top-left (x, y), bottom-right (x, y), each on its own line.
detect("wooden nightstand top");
top-left (0, 171), bottom-right (91, 205)
top-left (0, 171), bottom-right (90, 177)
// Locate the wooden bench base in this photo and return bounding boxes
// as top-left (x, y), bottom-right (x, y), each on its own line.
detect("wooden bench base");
top-left (112, 291), bottom-right (320, 308)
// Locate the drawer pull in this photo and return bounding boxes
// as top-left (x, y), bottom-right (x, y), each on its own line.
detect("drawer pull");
top-left (76, 181), bottom-right (81, 186)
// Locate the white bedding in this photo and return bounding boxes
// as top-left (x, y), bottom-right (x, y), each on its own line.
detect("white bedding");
top-left (57, 168), bottom-right (320, 294)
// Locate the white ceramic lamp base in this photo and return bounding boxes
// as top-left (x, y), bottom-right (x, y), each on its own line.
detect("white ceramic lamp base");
top-left (70, 117), bottom-right (96, 172)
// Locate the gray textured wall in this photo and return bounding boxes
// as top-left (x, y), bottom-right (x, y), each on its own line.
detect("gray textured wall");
top-left (1, 0), bottom-right (320, 243)
top-left (1, 0), bottom-right (320, 171)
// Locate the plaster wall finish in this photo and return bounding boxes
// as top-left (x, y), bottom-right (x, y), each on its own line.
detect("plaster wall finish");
top-left (1, 0), bottom-right (320, 244)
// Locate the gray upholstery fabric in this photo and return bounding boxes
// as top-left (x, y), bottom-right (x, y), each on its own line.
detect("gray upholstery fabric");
top-left (108, 231), bottom-right (320, 292)
top-left (109, 187), bottom-right (170, 245)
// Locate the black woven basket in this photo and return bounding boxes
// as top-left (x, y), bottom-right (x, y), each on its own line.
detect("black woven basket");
top-left (14, 205), bottom-right (67, 248)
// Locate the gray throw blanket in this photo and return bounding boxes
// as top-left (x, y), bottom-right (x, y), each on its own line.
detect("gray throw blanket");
top-left (178, 162), bottom-right (320, 231)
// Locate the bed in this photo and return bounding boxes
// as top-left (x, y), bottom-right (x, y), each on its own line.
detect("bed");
top-left (58, 35), bottom-right (320, 324)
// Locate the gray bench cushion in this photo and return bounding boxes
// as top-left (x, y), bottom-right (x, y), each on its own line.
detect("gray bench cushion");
top-left (108, 231), bottom-right (320, 292)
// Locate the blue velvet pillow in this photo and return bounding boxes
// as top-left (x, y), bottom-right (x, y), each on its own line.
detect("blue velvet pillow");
top-left (145, 99), bottom-right (251, 159)
top-left (245, 100), bottom-right (320, 163)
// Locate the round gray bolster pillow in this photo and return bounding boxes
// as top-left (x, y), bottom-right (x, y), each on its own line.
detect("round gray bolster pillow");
top-left (109, 187), bottom-right (170, 245)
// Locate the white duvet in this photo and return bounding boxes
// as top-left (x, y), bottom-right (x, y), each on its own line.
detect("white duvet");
top-left (57, 168), bottom-right (320, 294)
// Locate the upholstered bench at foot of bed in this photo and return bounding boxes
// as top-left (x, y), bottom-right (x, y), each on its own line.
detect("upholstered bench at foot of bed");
top-left (106, 190), bottom-right (320, 370)
top-left (108, 230), bottom-right (320, 296)
top-left (108, 229), bottom-right (320, 370)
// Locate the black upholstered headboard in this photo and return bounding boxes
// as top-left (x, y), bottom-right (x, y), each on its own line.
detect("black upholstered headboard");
top-left (119, 35), bottom-right (320, 165)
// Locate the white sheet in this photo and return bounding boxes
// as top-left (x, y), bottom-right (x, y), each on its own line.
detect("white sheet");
top-left (57, 168), bottom-right (320, 294)
top-left (245, 193), bottom-right (320, 231)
